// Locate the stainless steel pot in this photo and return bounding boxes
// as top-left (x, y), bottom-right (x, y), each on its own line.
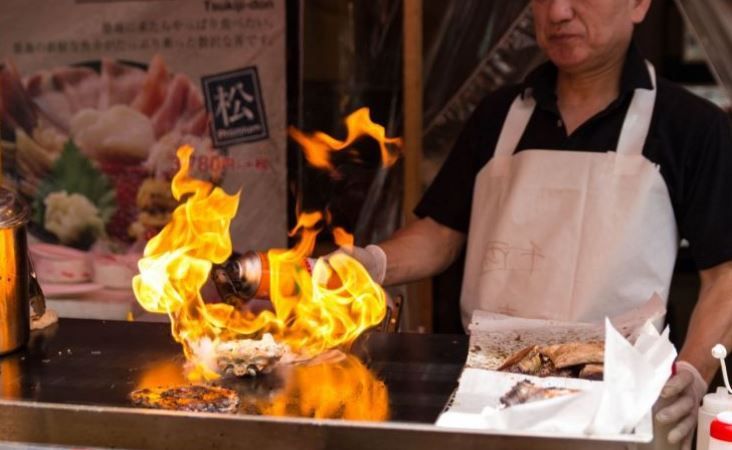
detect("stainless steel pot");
top-left (0, 187), bottom-right (44, 355)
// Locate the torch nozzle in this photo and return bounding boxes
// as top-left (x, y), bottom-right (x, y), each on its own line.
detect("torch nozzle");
top-left (210, 251), bottom-right (267, 304)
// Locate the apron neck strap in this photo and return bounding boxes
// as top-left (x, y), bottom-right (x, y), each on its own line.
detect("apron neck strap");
top-left (494, 61), bottom-right (657, 158)
top-left (615, 61), bottom-right (657, 156)
top-left (494, 93), bottom-right (536, 157)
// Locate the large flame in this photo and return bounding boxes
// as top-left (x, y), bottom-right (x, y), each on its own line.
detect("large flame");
top-left (133, 145), bottom-right (242, 380)
top-left (288, 107), bottom-right (402, 171)
top-left (133, 145), bottom-right (387, 381)
top-left (268, 213), bottom-right (387, 356)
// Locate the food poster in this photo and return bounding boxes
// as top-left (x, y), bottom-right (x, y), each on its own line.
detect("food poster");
top-left (0, 0), bottom-right (288, 289)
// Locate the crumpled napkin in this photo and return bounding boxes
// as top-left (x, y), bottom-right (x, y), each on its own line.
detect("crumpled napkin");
top-left (587, 319), bottom-right (676, 435)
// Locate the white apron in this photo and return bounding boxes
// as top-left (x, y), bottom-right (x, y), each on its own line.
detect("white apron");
top-left (460, 63), bottom-right (678, 327)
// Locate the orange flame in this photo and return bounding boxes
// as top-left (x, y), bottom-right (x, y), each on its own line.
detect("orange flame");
top-left (133, 145), bottom-right (242, 380)
top-left (135, 361), bottom-right (188, 390)
top-left (257, 353), bottom-right (389, 420)
top-left (332, 226), bottom-right (354, 247)
top-left (134, 353), bottom-right (389, 421)
top-left (288, 107), bottom-right (402, 171)
top-left (133, 146), bottom-right (387, 381)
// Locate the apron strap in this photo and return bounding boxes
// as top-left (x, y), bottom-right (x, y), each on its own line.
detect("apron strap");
top-left (615, 61), bottom-right (657, 156)
top-left (494, 93), bottom-right (536, 157)
top-left (494, 61), bottom-right (656, 159)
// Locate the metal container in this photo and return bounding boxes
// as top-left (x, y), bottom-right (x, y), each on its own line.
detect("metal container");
top-left (211, 251), bottom-right (274, 303)
top-left (0, 186), bottom-right (43, 355)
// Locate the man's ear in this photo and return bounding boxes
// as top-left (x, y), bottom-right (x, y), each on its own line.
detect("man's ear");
top-left (631, 0), bottom-right (652, 24)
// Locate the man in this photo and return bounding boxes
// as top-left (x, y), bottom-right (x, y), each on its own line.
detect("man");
top-left (346, 0), bottom-right (732, 448)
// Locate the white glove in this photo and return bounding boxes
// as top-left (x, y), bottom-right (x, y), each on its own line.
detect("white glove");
top-left (329, 244), bottom-right (387, 284)
top-left (655, 361), bottom-right (707, 450)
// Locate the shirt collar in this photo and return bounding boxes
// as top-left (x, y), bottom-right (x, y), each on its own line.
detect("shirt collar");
top-left (522, 41), bottom-right (654, 107)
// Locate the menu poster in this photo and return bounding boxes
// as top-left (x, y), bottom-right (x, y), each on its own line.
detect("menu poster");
top-left (0, 0), bottom-right (288, 274)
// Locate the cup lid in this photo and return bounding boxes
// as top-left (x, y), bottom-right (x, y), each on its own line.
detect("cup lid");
top-left (711, 411), bottom-right (732, 442)
top-left (0, 187), bottom-right (30, 228)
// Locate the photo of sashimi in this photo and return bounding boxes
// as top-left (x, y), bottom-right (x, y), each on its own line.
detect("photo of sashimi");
top-left (0, 55), bottom-right (223, 252)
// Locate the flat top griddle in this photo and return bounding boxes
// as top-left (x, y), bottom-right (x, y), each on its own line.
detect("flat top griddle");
top-left (0, 320), bottom-right (637, 450)
top-left (0, 319), bottom-right (467, 423)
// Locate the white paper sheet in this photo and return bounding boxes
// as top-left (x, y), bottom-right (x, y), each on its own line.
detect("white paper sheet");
top-left (437, 294), bottom-right (676, 442)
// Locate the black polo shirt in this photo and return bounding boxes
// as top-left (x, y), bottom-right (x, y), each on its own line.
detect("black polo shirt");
top-left (415, 43), bottom-right (732, 270)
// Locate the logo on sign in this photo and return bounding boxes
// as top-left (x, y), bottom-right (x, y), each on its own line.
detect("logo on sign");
top-left (202, 66), bottom-right (268, 146)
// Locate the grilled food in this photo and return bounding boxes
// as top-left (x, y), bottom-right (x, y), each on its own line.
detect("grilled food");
top-left (540, 342), bottom-right (604, 369)
top-left (129, 385), bottom-right (240, 413)
top-left (578, 363), bottom-right (604, 380)
top-left (498, 341), bottom-right (604, 380)
top-left (215, 333), bottom-right (287, 377)
top-left (500, 380), bottom-right (579, 407)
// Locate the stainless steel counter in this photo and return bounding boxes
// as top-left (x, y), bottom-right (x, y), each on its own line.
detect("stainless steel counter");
top-left (0, 319), bottom-right (644, 450)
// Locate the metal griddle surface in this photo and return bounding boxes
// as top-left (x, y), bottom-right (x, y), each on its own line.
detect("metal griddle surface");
top-left (0, 320), bottom-right (641, 450)
top-left (0, 319), bottom-right (466, 423)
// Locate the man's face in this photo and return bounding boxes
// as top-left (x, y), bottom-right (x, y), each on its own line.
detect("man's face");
top-left (532, 0), bottom-right (651, 73)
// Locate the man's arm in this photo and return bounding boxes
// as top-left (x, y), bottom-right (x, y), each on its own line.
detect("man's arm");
top-left (678, 260), bottom-right (732, 381)
top-left (378, 217), bottom-right (466, 286)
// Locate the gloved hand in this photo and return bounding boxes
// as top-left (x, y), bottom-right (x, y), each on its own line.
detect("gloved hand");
top-left (328, 244), bottom-right (387, 284)
top-left (655, 361), bottom-right (708, 450)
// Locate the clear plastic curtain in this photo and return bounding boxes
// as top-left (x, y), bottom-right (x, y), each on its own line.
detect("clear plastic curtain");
top-left (296, 2), bottom-right (545, 331)
top-left (422, 1), bottom-right (542, 183)
top-left (296, 1), bottom-right (544, 249)
top-left (297, 0), bottom-right (403, 248)
top-left (674, 0), bottom-right (732, 102)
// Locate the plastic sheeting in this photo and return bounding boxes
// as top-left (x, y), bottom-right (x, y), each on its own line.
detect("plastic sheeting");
top-left (296, 0), bottom-right (403, 248)
top-left (422, 1), bottom-right (542, 184)
top-left (296, 1), bottom-right (542, 248)
top-left (674, 0), bottom-right (732, 103)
